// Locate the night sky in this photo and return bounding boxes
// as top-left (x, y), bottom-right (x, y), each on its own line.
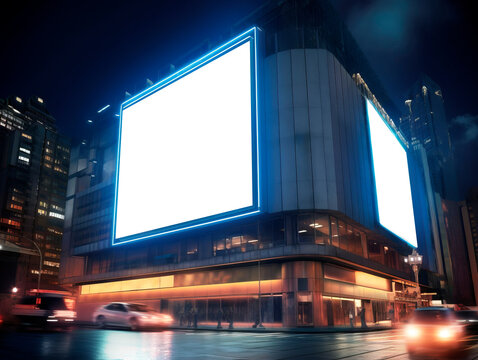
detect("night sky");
top-left (1, 0), bottom-right (477, 195)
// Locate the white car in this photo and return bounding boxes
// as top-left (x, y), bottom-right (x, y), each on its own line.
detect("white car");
top-left (93, 302), bottom-right (173, 330)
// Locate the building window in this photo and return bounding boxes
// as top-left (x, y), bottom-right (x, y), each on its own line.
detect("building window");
top-left (297, 214), bottom-right (315, 243)
top-left (313, 214), bottom-right (330, 245)
top-left (48, 211), bottom-right (65, 220)
top-left (51, 204), bottom-right (64, 212)
top-left (18, 155), bottom-right (30, 164)
top-left (9, 203), bottom-right (22, 211)
top-left (298, 278), bottom-right (308, 291)
top-left (330, 217), bottom-right (339, 247)
top-left (43, 260), bottom-right (60, 268)
top-left (367, 239), bottom-right (383, 264)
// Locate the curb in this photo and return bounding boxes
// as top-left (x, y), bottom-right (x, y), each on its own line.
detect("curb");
top-left (74, 322), bottom-right (392, 334)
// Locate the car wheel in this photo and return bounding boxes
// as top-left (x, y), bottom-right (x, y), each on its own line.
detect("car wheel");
top-left (129, 318), bottom-right (139, 331)
top-left (96, 316), bottom-right (106, 329)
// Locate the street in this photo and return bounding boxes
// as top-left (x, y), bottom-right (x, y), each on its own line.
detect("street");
top-left (0, 328), bottom-right (477, 360)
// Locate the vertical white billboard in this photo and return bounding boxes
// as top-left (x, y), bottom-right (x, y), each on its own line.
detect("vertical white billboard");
top-left (113, 28), bottom-right (260, 245)
top-left (366, 99), bottom-right (417, 247)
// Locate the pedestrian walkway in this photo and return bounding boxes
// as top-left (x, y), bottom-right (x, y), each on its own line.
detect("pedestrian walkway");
top-left (170, 323), bottom-right (392, 333)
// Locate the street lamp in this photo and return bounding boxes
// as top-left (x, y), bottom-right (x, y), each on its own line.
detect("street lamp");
top-left (30, 239), bottom-right (43, 292)
top-left (404, 249), bottom-right (422, 307)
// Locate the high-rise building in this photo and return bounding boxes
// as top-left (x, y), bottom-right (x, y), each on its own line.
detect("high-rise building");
top-left (60, 0), bottom-right (441, 327)
top-left (399, 76), bottom-right (475, 304)
top-left (0, 96), bottom-right (70, 295)
top-left (400, 75), bottom-right (459, 201)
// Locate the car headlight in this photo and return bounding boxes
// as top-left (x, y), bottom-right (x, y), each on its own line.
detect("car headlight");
top-left (405, 325), bottom-right (420, 338)
top-left (436, 326), bottom-right (461, 341)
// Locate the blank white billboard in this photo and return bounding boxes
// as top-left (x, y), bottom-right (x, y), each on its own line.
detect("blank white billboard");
top-left (113, 29), bottom-right (259, 245)
top-left (366, 99), bottom-right (417, 247)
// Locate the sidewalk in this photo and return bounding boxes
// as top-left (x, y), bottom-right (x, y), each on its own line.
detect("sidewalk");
top-left (75, 321), bottom-right (393, 333)
top-left (165, 324), bottom-right (393, 333)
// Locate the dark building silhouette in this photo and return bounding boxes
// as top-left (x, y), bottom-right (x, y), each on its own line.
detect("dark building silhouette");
top-left (399, 75), bottom-right (476, 305)
top-left (0, 96), bottom-right (70, 295)
top-left (400, 75), bottom-right (459, 201)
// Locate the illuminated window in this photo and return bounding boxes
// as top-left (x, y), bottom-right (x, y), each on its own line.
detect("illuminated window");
top-left (44, 155), bottom-right (52, 162)
top-left (53, 166), bottom-right (67, 174)
top-left (37, 209), bottom-right (47, 216)
top-left (19, 147), bottom-right (30, 154)
top-left (45, 251), bottom-right (60, 259)
top-left (18, 155), bottom-right (30, 164)
top-left (43, 260), bottom-right (60, 268)
top-left (0, 218), bottom-right (21, 227)
top-left (39, 201), bottom-right (48, 208)
top-left (9, 203), bottom-right (22, 211)
top-left (15, 97), bottom-right (22, 103)
top-left (21, 133), bottom-right (32, 140)
top-left (47, 227), bottom-right (63, 235)
top-left (51, 204), bottom-right (64, 212)
top-left (11, 196), bottom-right (23, 204)
top-left (45, 148), bottom-right (53, 154)
top-left (48, 211), bottom-right (65, 220)
top-left (38, 97), bottom-right (44, 103)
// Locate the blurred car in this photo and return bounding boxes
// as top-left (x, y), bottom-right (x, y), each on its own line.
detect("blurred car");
top-left (93, 302), bottom-right (173, 330)
top-left (404, 307), bottom-right (467, 357)
top-left (455, 310), bottom-right (478, 334)
top-left (11, 290), bottom-right (76, 329)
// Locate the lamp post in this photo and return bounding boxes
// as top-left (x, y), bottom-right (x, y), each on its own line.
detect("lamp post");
top-left (404, 249), bottom-right (422, 307)
top-left (257, 259), bottom-right (264, 328)
top-left (30, 239), bottom-right (43, 292)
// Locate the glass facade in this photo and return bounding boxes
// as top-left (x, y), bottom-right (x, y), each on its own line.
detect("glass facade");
top-left (82, 211), bottom-right (409, 277)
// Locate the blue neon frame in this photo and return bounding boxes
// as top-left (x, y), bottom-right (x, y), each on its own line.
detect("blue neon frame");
top-left (112, 27), bottom-right (261, 246)
top-left (365, 98), bottom-right (417, 248)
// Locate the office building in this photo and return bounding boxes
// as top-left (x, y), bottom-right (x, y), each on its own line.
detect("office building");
top-left (60, 0), bottom-right (440, 327)
top-left (400, 75), bottom-right (459, 200)
top-left (0, 96), bottom-right (70, 295)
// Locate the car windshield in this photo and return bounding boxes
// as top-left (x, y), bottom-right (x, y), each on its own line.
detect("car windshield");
top-left (126, 304), bottom-right (151, 312)
top-left (456, 311), bottom-right (478, 320)
top-left (412, 309), bottom-right (453, 323)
